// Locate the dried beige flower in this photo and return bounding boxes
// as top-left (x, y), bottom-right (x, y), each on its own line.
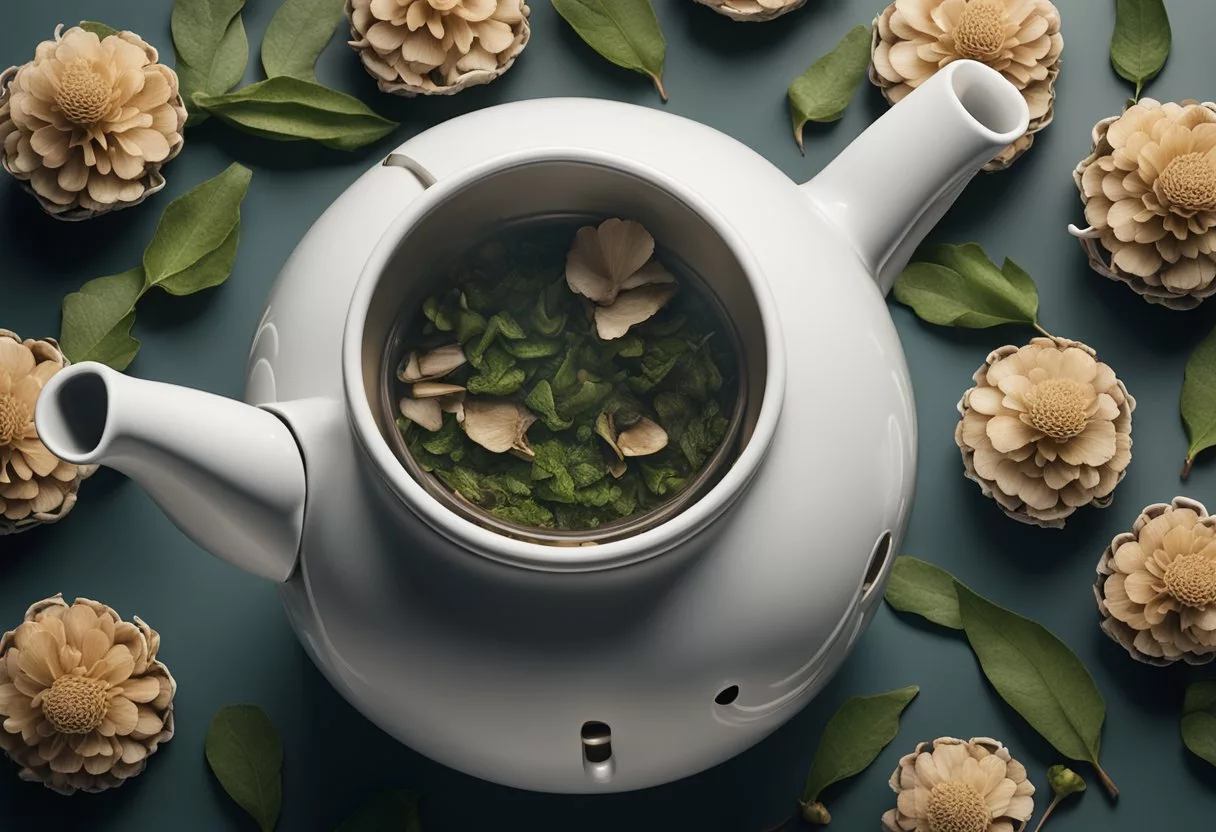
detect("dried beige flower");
top-left (0, 330), bottom-right (90, 535)
top-left (566, 219), bottom-right (678, 340)
top-left (0, 595), bottom-right (176, 794)
top-left (869, 0), bottom-right (1062, 170)
top-left (882, 737), bottom-right (1035, 832)
top-left (346, 0), bottom-right (531, 96)
top-left (0, 25), bottom-right (186, 221)
top-left (955, 337), bottom-right (1134, 529)
top-left (462, 398), bottom-right (536, 456)
top-left (595, 284), bottom-right (676, 340)
top-left (398, 344), bottom-right (467, 382)
top-left (399, 396), bottom-right (444, 432)
top-left (1095, 497), bottom-right (1216, 666)
top-left (692, 0), bottom-right (809, 23)
top-left (617, 417), bottom-right (669, 457)
top-left (1069, 100), bottom-right (1216, 310)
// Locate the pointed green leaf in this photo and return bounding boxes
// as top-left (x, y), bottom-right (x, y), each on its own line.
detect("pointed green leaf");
top-left (143, 163), bottom-right (252, 292)
top-left (1182, 681), bottom-right (1216, 769)
top-left (551, 0), bottom-right (667, 100)
top-left (1111, 0), bottom-right (1171, 99)
top-left (892, 243), bottom-right (1039, 329)
top-left (883, 556), bottom-right (962, 630)
top-left (59, 268), bottom-right (145, 370)
top-left (194, 77), bottom-right (399, 151)
top-left (262, 0), bottom-right (346, 82)
top-left (787, 25), bottom-right (871, 153)
top-left (205, 705), bottom-right (283, 832)
top-left (525, 381), bottom-right (575, 431)
top-left (337, 790), bottom-right (422, 832)
top-left (802, 685), bottom-right (919, 805)
top-left (173, 0), bottom-right (249, 123)
top-left (79, 21), bottom-right (120, 39)
top-left (1181, 325), bottom-right (1216, 478)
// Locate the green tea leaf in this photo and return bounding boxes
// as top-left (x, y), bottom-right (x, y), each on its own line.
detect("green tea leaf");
top-left (956, 583), bottom-right (1116, 796)
top-left (1111, 0), bottom-right (1171, 99)
top-left (337, 790), bottom-right (422, 832)
top-left (787, 25), bottom-right (871, 154)
top-left (525, 381), bottom-right (575, 430)
top-left (884, 556), bottom-right (963, 630)
top-left (59, 268), bottom-right (144, 370)
top-left (173, 0), bottom-right (249, 123)
top-left (802, 686), bottom-right (919, 805)
top-left (262, 0), bottom-right (346, 82)
top-left (1181, 325), bottom-right (1216, 479)
top-left (641, 462), bottom-right (685, 497)
top-left (1182, 681), bottom-right (1216, 768)
top-left (79, 21), bottom-right (120, 39)
top-left (892, 243), bottom-right (1040, 329)
top-left (194, 76), bottom-right (398, 151)
top-left (423, 295), bottom-right (457, 332)
top-left (467, 346), bottom-right (526, 396)
top-left (205, 705), bottom-right (283, 832)
top-left (551, 0), bottom-right (667, 100)
top-left (143, 163), bottom-right (252, 292)
top-left (677, 400), bottom-right (728, 469)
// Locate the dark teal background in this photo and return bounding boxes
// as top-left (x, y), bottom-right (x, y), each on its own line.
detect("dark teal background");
top-left (2, 0), bottom-right (1215, 828)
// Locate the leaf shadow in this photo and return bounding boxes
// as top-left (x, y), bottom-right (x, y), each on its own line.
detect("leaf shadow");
top-left (1092, 628), bottom-right (1195, 719)
top-left (134, 283), bottom-right (225, 331)
top-left (204, 764), bottom-right (265, 832)
top-left (1182, 742), bottom-right (1216, 791)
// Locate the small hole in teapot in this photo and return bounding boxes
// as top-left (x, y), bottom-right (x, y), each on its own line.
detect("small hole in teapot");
top-left (581, 720), bottom-right (613, 764)
top-left (714, 685), bottom-right (739, 706)
top-left (861, 531), bottom-right (893, 595)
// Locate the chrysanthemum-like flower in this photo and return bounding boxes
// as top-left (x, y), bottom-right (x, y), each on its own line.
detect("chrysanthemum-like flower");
top-left (955, 337), bottom-right (1134, 528)
top-left (346, 0), bottom-right (530, 96)
top-left (1070, 100), bottom-right (1216, 309)
top-left (0, 595), bottom-right (176, 794)
top-left (0, 25), bottom-right (186, 221)
top-left (870, 0), bottom-right (1062, 170)
top-left (692, 0), bottom-right (808, 22)
top-left (882, 737), bottom-right (1035, 832)
top-left (1095, 497), bottom-right (1216, 666)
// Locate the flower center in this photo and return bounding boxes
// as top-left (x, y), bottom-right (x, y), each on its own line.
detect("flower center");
top-left (40, 674), bottom-right (109, 734)
top-left (0, 393), bottom-right (30, 445)
top-left (54, 59), bottom-right (112, 126)
top-left (1164, 553), bottom-right (1216, 608)
top-left (1028, 378), bottom-right (1090, 440)
top-left (1158, 151), bottom-right (1216, 212)
top-left (926, 781), bottom-right (992, 832)
top-left (953, 0), bottom-right (1008, 61)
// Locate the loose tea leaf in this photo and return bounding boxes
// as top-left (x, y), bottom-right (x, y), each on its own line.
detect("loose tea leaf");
top-left (336, 791), bottom-right (422, 832)
top-left (1182, 681), bottom-right (1216, 768)
top-left (194, 77), bottom-right (399, 150)
top-left (1111, 0), bottom-right (1171, 99)
top-left (801, 685), bottom-right (919, 814)
top-left (59, 269), bottom-right (144, 370)
top-left (173, 0), bottom-right (249, 123)
top-left (884, 555), bottom-right (962, 630)
top-left (1181, 325), bottom-right (1216, 479)
top-left (205, 705), bottom-right (283, 832)
top-left (956, 583), bottom-right (1117, 798)
top-left (262, 0), bottom-right (346, 82)
top-left (787, 25), bottom-right (871, 154)
top-left (79, 21), bottom-right (119, 39)
top-left (551, 0), bottom-right (668, 100)
top-left (893, 243), bottom-right (1041, 330)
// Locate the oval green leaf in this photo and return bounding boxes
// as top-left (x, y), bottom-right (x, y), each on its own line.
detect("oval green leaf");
top-left (205, 704), bottom-right (283, 832)
top-left (802, 685), bottom-right (919, 805)
top-left (194, 77), bottom-right (399, 150)
top-left (884, 556), bottom-right (962, 630)
top-left (1181, 324), bottom-right (1216, 479)
top-left (551, 0), bottom-right (667, 100)
top-left (892, 243), bottom-right (1040, 330)
top-left (1182, 681), bottom-right (1216, 769)
top-left (1111, 0), bottom-right (1171, 99)
top-left (173, 0), bottom-right (250, 123)
top-left (337, 791), bottom-right (423, 832)
top-left (79, 21), bottom-right (119, 40)
top-left (787, 25), bottom-right (871, 154)
top-left (262, 0), bottom-right (346, 82)
top-left (59, 268), bottom-right (145, 370)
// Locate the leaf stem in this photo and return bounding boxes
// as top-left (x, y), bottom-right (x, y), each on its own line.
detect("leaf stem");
top-left (651, 73), bottom-right (668, 102)
top-left (1033, 323), bottom-right (1061, 343)
top-left (1182, 455), bottom-right (1194, 480)
top-left (1093, 760), bottom-right (1119, 799)
top-left (1031, 795), bottom-right (1062, 832)
top-left (761, 812), bottom-right (794, 832)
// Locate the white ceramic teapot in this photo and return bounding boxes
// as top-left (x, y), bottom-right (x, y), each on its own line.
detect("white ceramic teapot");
top-left (37, 61), bottom-right (1028, 793)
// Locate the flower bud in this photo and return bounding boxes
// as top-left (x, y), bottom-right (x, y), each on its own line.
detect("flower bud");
top-left (1047, 764), bottom-right (1086, 798)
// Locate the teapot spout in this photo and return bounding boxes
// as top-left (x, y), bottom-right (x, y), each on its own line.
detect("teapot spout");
top-left (36, 363), bottom-right (305, 582)
top-left (803, 60), bottom-right (1029, 295)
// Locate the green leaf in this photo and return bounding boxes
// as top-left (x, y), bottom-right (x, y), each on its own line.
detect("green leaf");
top-left (1182, 681), bottom-right (1216, 769)
top-left (787, 25), bottom-right (871, 154)
top-left (336, 791), bottom-right (422, 832)
top-left (1111, 0), bottom-right (1171, 99)
top-left (193, 76), bottom-right (399, 151)
top-left (640, 462), bottom-right (685, 497)
top-left (525, 381), bottom-right (575, 431)
top-left (955, 583), bottom-right (1116, 796)
top-left (79, 21), bottom-right (120, 39)
top-left (550, 0), bottom-right (667, 100)
top-left (467, 346), bottom-right (526, 396)
top-left (143, 163), bottom-right (252, 292)
top-left (892, 243), bottom-right (1040, 329)
top-left (802, 686), bottom-right (919, 805)
top-left (173, 0), bottom-right (249, 124)
top-left (205, 705), bottom-right (283, 832)
top-left (59, 268), bottom-right (144, 370)
top-left (1181, 325), bottom-right (1216, 479)
top-left (883, 556), bottom-right (963, 630)
top-left (677, 400), bottom-right (728, 469)
top-left (262, 0), bottom-right (346, 82)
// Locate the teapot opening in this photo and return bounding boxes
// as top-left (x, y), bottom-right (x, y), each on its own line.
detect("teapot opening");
top-left (949, 59), bottom-right (1029, 137)
top-left (35, 365), bottom-right (109, 461)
